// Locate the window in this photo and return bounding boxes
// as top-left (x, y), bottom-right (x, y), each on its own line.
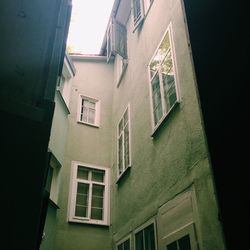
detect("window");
top-left (45, 152), bottom-right (61, 205)
top-left (107, 17), bottom-right (127, 63)
top-left (117, 105), bottom-right (131, 179)
top-left (148, 23), bottom-right (179, 132)
top-left (68, 162), bottom-right (110, 225)
top-left (132, 0), bottom-right (154, 30)
top-left (163, 224), bottom-right (198, 250)
top-left (134, 221), bottom-right (157, 250)
top-left (117, 236), bottom-right (131, 250)
top-left (167, 235), bottom-right (191, 250)
top-left (78, 95), bottom-right (100, 127)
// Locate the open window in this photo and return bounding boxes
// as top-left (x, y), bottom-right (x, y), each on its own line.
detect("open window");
top-left (107, 17), bottom-right (127, 63)
top-left (132, 0), bottom-right (154, 30)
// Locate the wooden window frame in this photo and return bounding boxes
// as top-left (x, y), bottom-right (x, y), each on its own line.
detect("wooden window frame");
top-left (68, 161), bottom-right (110, 226)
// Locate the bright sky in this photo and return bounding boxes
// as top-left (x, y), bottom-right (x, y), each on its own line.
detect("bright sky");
top-left (67, 0), bottom-right (115, 55)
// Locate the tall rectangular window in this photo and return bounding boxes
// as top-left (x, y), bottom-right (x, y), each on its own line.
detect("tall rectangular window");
top-left (148, 23), bottom-right (179, 131)
top-left (134, 222), bottom-right (157, 250)
top-left (68, 162), bottom-right (109, 225)
top-left (78, 95), bottom-right (100, 127)
top-left (117, 105), bottom-right (131, 179)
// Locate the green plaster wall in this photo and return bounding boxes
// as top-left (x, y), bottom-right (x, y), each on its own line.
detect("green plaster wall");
top-left (49, 92), bottom-right (69, 163)
top-left (110, 0), bottom-right (225, 249)
top-left (54, 59), bottom-right (114, 250)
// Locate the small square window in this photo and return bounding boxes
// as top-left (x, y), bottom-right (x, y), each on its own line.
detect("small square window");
top-left (78, 95), bottom-right (100, 127)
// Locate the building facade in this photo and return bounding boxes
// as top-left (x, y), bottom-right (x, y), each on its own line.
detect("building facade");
top-left (47, 0), bottom-right (226, 249)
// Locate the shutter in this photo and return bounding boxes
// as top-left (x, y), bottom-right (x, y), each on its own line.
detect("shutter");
top-left (114, 20), bottom-right (127, 59)
top-left (132, 0), bottom-right (145, 29)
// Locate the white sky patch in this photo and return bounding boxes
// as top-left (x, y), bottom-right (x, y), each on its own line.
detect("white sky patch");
top-left (67, 0), bottom-right (115, 55)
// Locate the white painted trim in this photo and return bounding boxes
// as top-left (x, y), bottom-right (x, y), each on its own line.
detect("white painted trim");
top-left (116, 104), bottom-right (132, 180)
top-left (77, 94), bottom-right (101, 128)
top-left (68, 161), bottom-right (110, 226)
top-left (148, 22), bottom-right (181, 134)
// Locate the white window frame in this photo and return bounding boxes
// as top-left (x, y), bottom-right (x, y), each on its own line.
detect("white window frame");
top-left (117, 234), bottom-right (132, 250)
top-left (163, 223), bottom-right (198, 250)
top-left (68, 161), bottom-right (110, 226)
top-left (134, 218), bottom-right (158, 250)
top-left (148, 23), bottom-right (180, 135)
top-left (48, 154), bottom-right (61, 205)
top-left (117, 104), bottom-right (132, 180)
top-left (77, 94), bottom-right (101, 127)
top-left (132, 0), bottom-right (154, 31)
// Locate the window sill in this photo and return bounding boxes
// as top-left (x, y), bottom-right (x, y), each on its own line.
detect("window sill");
top-left (68, 218), bottom-right (109, 226)
top-left (77, 120), bottom-right (100, 128)
top-left (151, 101), bottom-right (180, 137)
top-left (116, 166), bottom-right (131, 184)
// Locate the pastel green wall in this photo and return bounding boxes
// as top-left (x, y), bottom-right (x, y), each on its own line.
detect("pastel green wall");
top-left (49, 92), bottom-right (70, 163)
top-left (54, 58), bottom-right (114, 250)
top-left (110, 0), bottom-right (225, 249)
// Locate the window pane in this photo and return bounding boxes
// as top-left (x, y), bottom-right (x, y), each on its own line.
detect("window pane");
top-left (166, 241), bottom-right (177, 250)
top-left (158, 32), bottom-right (170, 61)
top-left (91, 207), bottom-right (103, 220)
top-left (151, 73), bottom-right (163, 124)
top-left (88, 108), bottom-right (95, 124)
top-left (163, 73), bottom-right (177, 112)
top-left (118, 244), bottom-right (123, 250)
top-left (178, 235), bottom-right (191, 250)
top-left (75, 183), bottom-right (89, 217)
top-left (91, 184), bottom-right (104, 220)
top-left (92, 184), bottom-right (104, 197)
top-left (161, 51), bottom-right (173, 75)
top-left (144, 224), bottom-right (155, 250)
top-left (88, 101), bottom-right (96, 109)
top-left (124, 109), bottom-right (128, 124)
top-left (82, 107), bottom-right (88, 122)
top-left (77, 166), bottom-right (89, 180)
top-left (92, 169), bottom-right (105, 182)
top-left (75, 205), bottom-right (87, 217)
top-left (124, 239), bottom-right (130, 250)
top-left (119, 118), bottom-right (123, 134)
top-left (135, 231), bottom-right (144, 250)
top-left (133, 0), bottom-right (142, 24)
top-left (124, 125), bottom-right (130, 169)
top-left (150, 33), bottom-right (170, 78)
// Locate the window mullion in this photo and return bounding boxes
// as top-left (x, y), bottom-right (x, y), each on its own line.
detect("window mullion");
top-left (88, 183), bottom-right (92, 219)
